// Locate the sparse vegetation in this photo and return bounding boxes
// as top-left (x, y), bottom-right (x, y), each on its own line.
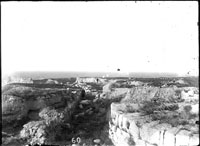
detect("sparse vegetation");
top-left (139, 98), bottom-right (198, 127)
top-left (123, 104), bottom-right (140, 113)
top-left (2, 75), bottom-right (199, 146)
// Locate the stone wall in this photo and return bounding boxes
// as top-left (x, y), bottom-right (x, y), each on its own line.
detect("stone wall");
top-left (109, 87), bottom-right (199, 146)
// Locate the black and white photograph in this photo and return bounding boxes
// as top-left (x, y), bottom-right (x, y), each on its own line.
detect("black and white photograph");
top-left (1, 1), bottom-right (199, 146)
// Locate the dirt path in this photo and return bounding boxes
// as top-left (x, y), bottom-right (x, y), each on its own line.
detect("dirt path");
top-left (66, 93), bottom-right (114, 146)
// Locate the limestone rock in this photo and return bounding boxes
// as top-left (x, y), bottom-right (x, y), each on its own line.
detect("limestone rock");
top-left (109, 86), bottom-right (199, 146)
top-left (79, 104), bottom-right (83, 109)
top-left (2, 76), bottom-right (33, 86)
top-left (93, 139), bottom-right (101, 144)
top-left (20, 121), bottom-right (47, 145)
top-left (39, 107), bottom-right (65, 124)
top-left (2, 94), bottom-right (28, 123)
top-left (20, 106), bottom-right (72, 145)
top-left (80, 100), bottom-right (91, 105)
top-left (45, 79), bottom-right (59, 84)
top-left (93, 98), bottom-right (98, 103)
top-left (129, 81), bottom-right (144, 86)
top-left (2, 84), bottom-right (82, 124)
top-left (71, 144), bottom-right (80, 146)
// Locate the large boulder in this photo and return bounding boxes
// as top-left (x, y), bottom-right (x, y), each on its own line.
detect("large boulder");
top-left (20, 107), bottom-right (68, 145)
top-left (20, 121), bottom-right (47, 145)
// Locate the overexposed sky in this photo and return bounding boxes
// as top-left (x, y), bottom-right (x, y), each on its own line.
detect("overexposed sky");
top-left (1, 1), bottom-right (199, 77)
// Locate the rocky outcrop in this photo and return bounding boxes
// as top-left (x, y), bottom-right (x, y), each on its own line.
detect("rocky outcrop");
top-left (181, 87), bottom-right (199, 102)
top-left (121, 86), bottom-right (191, 103)
top-left (2, 84), bottom-right (82, 123)
top-left (20, 107), bottom-right (69, 145)
top-left (175, 78), bottom-right (188, 85)
top-left (20, 120), bottom-right (47, 145)
top-left (2, 76), bottom-right (33, 86)
top-left (2, 94), bottom-right (28, 123)
top-left (76, 77), bottom-right (107, 84)
top-left (109, 87), bottom-right (199, 146)
top-left (128, 81), bottom-right (144, 86)
top-left (2, 84), bottom-right (83, 145)
top-left (45, 79), bottom-right (59, 84)
top-left (2, 77), bottom-right (198, 146)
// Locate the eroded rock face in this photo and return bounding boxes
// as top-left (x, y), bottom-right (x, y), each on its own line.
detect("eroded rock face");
top-left (2, 84), bottom-right (82, 124)
top-left (2, 76), bottom-right (33, 86)
top-left (109, 87), bottom-right (199, 146)
top-left (2, 94), bottom-right (28, 123)
top-left (2, 84), bottom-right (83, 145)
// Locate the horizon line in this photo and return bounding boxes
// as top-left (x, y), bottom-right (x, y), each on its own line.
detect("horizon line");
top-left (2, 71), bottom-right (198, 78)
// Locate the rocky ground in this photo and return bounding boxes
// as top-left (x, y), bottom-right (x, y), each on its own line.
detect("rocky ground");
top-left (109, 87), bottom-right (199, 146)
top-left (1, 76), bottom-right (199, 146)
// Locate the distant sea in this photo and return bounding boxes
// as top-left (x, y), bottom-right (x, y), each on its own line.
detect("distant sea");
top-left (7, 71), bottom-right (180, 80)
